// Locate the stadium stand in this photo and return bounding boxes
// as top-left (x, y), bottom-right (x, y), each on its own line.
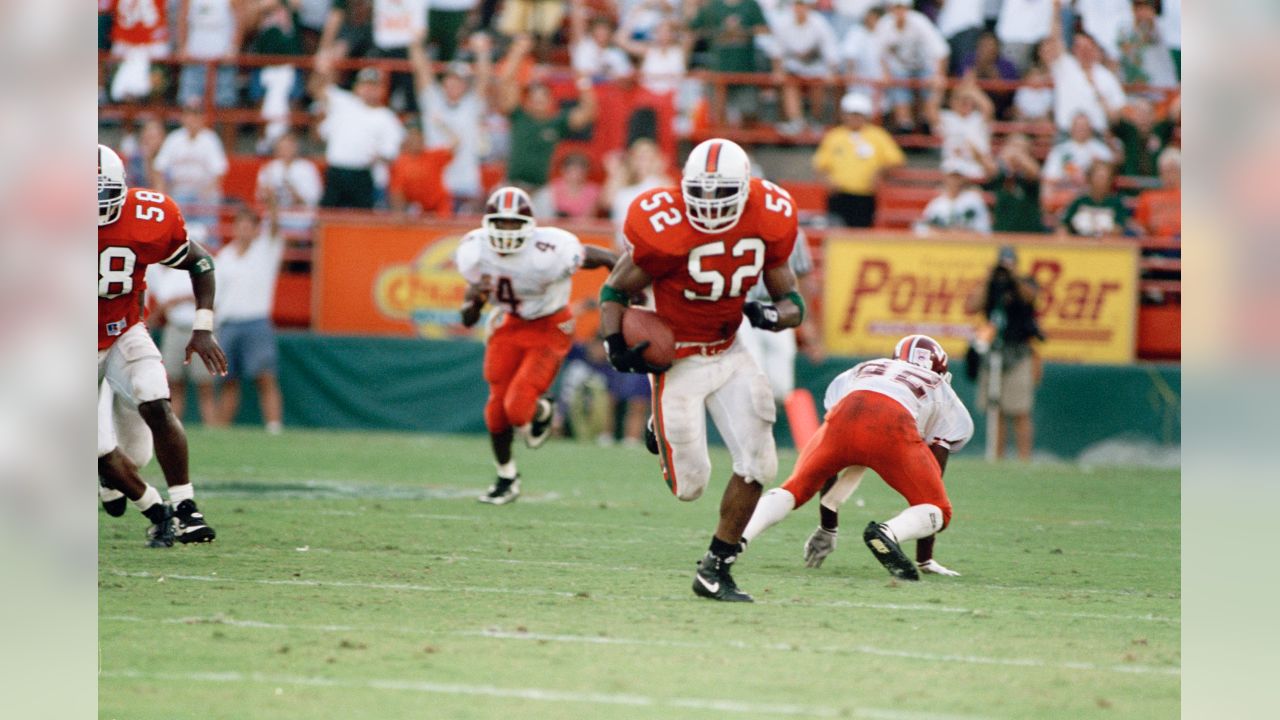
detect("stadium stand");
top-left (99, 0), bottom-right (1180, 359)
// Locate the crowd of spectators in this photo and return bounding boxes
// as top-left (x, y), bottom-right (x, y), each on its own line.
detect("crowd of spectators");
top-left (100, 0), bottom-right (1182, 239)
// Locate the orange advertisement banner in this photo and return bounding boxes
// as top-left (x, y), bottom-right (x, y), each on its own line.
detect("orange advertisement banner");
top-left (822, 234), bottom-right (1139, 363)
top-left (314, 220), bottom-right (616, 340)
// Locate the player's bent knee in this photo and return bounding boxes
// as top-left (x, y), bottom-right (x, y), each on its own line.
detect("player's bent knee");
top-left (137, 398), bottom-right (175, 425)
top-left (672, 460), bottom-right (712, 502)
top-left (939, 502), bottom-right (953, 531)
top-left (503, 392), bottom-right (538, 428)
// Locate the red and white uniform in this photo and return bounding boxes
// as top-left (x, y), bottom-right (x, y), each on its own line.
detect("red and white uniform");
top-left (455, 227), bottom-right (584, 434)
top-left (782, 358), bottom-right (974, 526)
top-left (98, 188), bottom-right (191, 457)
top-left (624, 178), bottom-right (799, 499)
top-left (108, 0), bottom-right (170, 55)
top-left (98, 188), bottom-right (191, 351)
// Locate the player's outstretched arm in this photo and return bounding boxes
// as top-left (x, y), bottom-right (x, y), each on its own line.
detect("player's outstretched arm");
top-left (460, 275), bottom-right (493, 328)
top-left (744, 264), bottom-right (804, 331)
top-left (175, 241), bottom-right (228, 376)
top-left (581, 245), bottom-right (618, 271)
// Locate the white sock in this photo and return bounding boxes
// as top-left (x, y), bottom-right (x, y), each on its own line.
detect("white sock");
top-left (99, 484), bottom-right (124, 502)
top-left (881, 504), bottom-right (944, 544)
top-left (742, 488), bottom-right (797, 543)
top-left (515, 423), bottom-right (531, 441)
top-left (168, 483), bottom-right (195, 505)
top-left (266, 421), bottom-right (283, 435)
top-left (131, 485), bottom-right (163, 512)
top-left (496, 461), bottom-right (517, 480)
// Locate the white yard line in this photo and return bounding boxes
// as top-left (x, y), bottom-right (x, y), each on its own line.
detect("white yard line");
top-left (99, 616), bottom-right (1179, 679)
top-left (98, 669), bottom-right (991, 720)
top-left (105, 570), bottom-right (1179, 624)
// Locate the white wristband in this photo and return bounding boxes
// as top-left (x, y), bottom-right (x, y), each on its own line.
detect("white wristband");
top-left (193, 309), bottom-right (215, 332)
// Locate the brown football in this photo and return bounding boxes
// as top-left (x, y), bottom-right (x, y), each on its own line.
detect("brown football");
top-left (621, 308), bottom-right (675, 371)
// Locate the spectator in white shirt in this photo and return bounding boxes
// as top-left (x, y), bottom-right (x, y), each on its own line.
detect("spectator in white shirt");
top-left (1041, 18), bottom-right (1126, 134)
top-left (255, 132), bottom-right (323, 231)
top-left (875, 0), bottom-right (949, 132)
top-left (569, 4), bottom-right (634, 81)
top-left (919, 157), bottom-right (992, 234)
top-left (215, 204), bottom-right (287, 434)
top-left (936, 78), bottom-right (995, 175)
top-left (1075, 0), bottom-right (1134, 61)
top-left (321, 0), bottom-right (429, 110)
top-left (763, 0), bottom-right (840, 135)
top-left (616, 15), bottom-right (689, 96)
top-left (309, 54), bottom-right (405, 208)
top-left (1012, 63), bottom-right (1054, 121)
top-left (153, 99), bottom-right (229, 235)
top-left (831, 0), bottom-right (883, 38)
top-left (935, 0), bottom-right (986, 76)
top-left (1118, 0), bottom-right (1177, 88)
top-left (177, 0), bottom-right (240, 107)
top-left (1042, 112), bottom-right (1116, 209)
top-left (602, 138), bottom-right (674, 251)
top-left (146, 262), bottom-right (219, 426)
top-left (411, 31), bottom-right (492, 212)
top-left (995, 0), bottom-right (1056, 74)
top-left (840, 4), bottom-right (884, 99)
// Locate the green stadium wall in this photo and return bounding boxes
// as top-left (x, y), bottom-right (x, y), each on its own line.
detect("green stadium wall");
top-left (207, 333), bottom-right (1180, 460)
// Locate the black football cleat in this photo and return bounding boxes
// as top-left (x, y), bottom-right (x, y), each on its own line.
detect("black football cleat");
top-left (173, 499), bottom-right (217, 544)
top-left (862, 521), bottom-right (919, 581)
top-left (643, 416), bottom-right (659, 455)
top-left (692, 551), bottom-right (753, 602)
top-left (525, 398), bottom-right (554, 449)
top-left (99, 476), bottom-right (127, 518)
top-left (142, 503), bottom-right (175, 548)
top-left (478, 475), bottom-right (521, 505)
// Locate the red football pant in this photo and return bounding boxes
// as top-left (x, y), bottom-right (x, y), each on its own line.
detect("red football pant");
top-left (780, 390), bottom-right (952, 528)
top-left (483, 310), bottom-right (573, 434)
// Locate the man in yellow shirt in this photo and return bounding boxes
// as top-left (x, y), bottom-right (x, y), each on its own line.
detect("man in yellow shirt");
top-left (812, 93), bottom-right (906, 227)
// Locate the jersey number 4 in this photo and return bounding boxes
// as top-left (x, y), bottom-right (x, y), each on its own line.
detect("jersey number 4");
top-left (683, 238), bottom-right (765, 302)
top-left (99, 247), bottom-right (137, 299)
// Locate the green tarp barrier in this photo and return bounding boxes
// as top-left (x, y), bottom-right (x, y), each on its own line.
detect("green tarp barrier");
top-left (208, 333), bottom-right (1179, 460)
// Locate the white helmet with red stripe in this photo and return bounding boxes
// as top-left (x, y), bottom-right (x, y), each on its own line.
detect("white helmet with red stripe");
top-left (681, 138), bottom-right (751, 234)
top-left (894, 334), bottom-right (950, 381)
top-left (98, 144), bottom-right (128, 227)
top-left (483, 186), bottom-right (536, 254)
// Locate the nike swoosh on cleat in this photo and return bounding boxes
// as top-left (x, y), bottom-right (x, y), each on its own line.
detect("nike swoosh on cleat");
top-left (695, 574), bottom-right (720, 594)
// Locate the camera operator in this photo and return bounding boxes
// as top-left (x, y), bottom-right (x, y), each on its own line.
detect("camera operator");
top-left (965, 245), bottom-right (1043, 460)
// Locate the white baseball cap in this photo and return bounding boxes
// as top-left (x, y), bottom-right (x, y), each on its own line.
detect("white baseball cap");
top-left (941, 156), bottom-right (983, 180)
top-left (840, 92), bottom-right (873, 116)
top-left (887, 0), bottom-right (912, 7)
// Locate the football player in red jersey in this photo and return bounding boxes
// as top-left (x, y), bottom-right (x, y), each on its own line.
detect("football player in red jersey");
top-left (97, 144), bottom-right (228, 546)
top-left (598, 139), bottom-right (805, 602)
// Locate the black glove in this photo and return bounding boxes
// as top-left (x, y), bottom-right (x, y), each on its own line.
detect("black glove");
top-left (604, 333), bottom-right (655, 374)
top-left (743, 301), bottom-right (780, 330)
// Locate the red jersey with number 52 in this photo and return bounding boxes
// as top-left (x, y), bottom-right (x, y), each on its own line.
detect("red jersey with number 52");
top-left (98, 188), bottom-right (191, 350)
top-left (623, 178), bottom-right (798, 344)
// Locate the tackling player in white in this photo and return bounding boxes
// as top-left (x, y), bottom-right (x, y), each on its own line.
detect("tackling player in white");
top-left (741, 334), bottom-right (974, 579)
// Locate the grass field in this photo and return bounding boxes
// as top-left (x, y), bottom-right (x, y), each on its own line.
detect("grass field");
top-left (98, 427), bottom-right (1180, 720)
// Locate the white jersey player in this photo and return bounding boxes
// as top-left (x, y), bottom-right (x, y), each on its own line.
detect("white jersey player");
top-left (742, 334), bottom-right (974, 580)
top-left (736, 227), bottom-right (818, 404)
top-left (456, 187), bottom-right (617, 505)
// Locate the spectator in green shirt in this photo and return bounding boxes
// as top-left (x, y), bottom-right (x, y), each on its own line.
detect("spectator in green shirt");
top-left (1061, 161), bottom-right (1132, 238)
top-left (1111, 98), bottom-right (1175, 177)
top-left (988, 134), bottom-right (1046, 234)
top-left (495, 36), bottom-right (597, 190)
top-left (690, 0), bottom-right (769, 126)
